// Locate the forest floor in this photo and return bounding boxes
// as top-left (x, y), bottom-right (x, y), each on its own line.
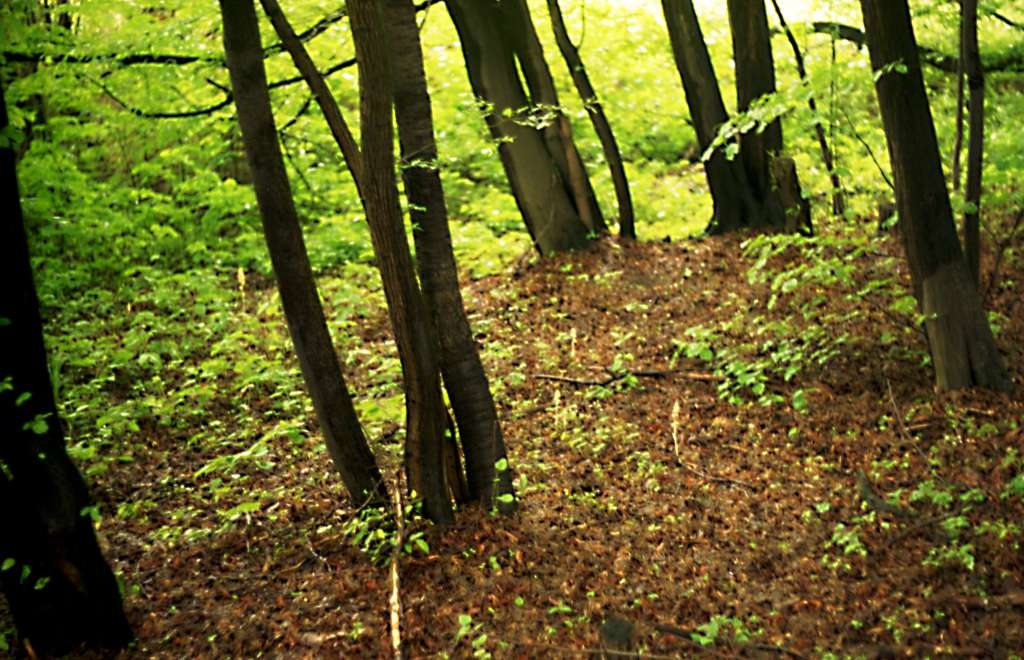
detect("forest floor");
top-left (17, 227), bottom-right (1024, 658)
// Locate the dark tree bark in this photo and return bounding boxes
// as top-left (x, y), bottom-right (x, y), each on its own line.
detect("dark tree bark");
top-left (662, 0), bottom-right (758, 233)
top-left (546, 0), bottom-right (635, 239)
top-left (219, 0), bottom-right (388, 508)
top-left (727, 0), bottom-right (812, 235)
top-left (348, 0), bottom-right (455, 523)
top-left (384, 0), bottom-right (515, 512)
top-left (727, 0), bottom-right (781, 196)
top-left (496, 0), bottom-right (605, 236)
top-left (1, 80), bottom-right (132, 657)
top-left (444, 0), bottom-right (598, 254)
top-left (961, 0), bottom-right (984, 285)
top-left (860, 0), bottom-right (1011, 392)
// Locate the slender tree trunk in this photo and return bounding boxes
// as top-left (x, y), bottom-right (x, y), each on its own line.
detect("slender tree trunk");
top-left (258, 0), bottom-right (363, 194)
top-left (962, 0), bottom-right (984, 285)
top-left (768, 0), bottom-right (845, 216)
top-left (860, 0), bottom-right (1010, 392)
top-left (1, 80), bottom-right (132, 657)
top-left (383, 0), bottom-right (515, 512)
top-left (661, 0), bottom-right (761, 233)
top-left (348, 0), bottom-right (455, 524)
top-left (219, 0), bottom-right (388, 507)
top-left (546, 0), bottom-right (635, 239)
top-left (444, 0), bottom-right (593, 254)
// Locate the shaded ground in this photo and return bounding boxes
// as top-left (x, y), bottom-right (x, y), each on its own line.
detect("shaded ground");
top-left (5, 229), bottom-right (1023, 658)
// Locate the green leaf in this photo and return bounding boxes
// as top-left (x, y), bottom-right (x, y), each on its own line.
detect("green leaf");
top-left (1, 558), bottom-right (15, 572)
top-left (15, 392), bottom-right (31, 407)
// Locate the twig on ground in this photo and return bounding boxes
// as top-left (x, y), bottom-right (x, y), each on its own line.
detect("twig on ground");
top-left (389, 476), bottom-right (405, 660)
top-left (533, 368), bottom-right (721, 388)
top-left (679, 461), bottom-right (757, 491)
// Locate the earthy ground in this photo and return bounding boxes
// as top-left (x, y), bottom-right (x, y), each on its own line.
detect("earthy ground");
top-left (6, 229), bottom-right (1024, 658)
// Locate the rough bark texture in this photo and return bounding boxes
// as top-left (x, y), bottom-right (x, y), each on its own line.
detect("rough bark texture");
top-left (546, 0), bottom-right (635, 239)
top-left (444, 0), bottom-right (594, 254)
top-left (962, 0), bottom-right (984, 285)
top-left (384, 0), bottom-right (515, 512)
top-left (860, 0), bottom-right (1010, 392)
top-left (1, 80), bottom-right (133, 657)
top-left (220, 0), bottom-right (388, 507)
top-left (348, 0), bottom-right (454, 523)
top-left (661, 0), bottom-right (760, 233)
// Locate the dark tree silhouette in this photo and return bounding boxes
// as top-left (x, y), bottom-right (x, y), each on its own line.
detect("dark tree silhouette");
top-left (0, 79), bottom-right (132, 657)
top-left (860, 0), bottom-right (1010, 391)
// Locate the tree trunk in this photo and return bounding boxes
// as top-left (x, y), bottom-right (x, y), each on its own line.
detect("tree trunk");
top-left (661, 0), bottom-right (761, 234)
top-left (546, 0), bottom-right (635, 239)
top-left (383, 0), bottom-right (515, 512)
top-left (496, 0), bottom-right (605, 236)
top-left (962, 0), bottom-right (984, 285)
top-left (444, 0), bottom-right (594, 254)
top-left (348, 0), bottom-right (455, 524)
top-left (1, 80), bottom-right (132, 657)
top-left (219, 0), bottom-right (388, 508)
top-left (860, 0), bottom-right (1010, 392)
top-left (727, 0), bottom-right (811, 235)
top-left (258, 0), bottom-right (364, 194)
top-left (727, 0), bottom-right (781, 195)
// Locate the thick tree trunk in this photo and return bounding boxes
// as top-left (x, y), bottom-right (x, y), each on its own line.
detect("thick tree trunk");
top-left (444, 0), bottom-right (593, 254)
top-left (860, 0), bottom-right (1010, 392)
top-left (1, 81), bottom-right (132, 657)
top-left (661, 0), bottom-right (761, 233)
top-left (727, 0), bottom-right (781, 195)
top-left (219, 0), bottom-right (388, 507)
top-left (727, 0), bottom-right (811, 235)
top-left (546, 0), bottom-right (635, 239)
top-left (496, 0), bottom-right (605, 236)
top-left (384, 0), bottom-right (515, 512)
top-left (962, 0), bottom-right (984, 285)
top-left (348, 0), bottom-right (455, 524)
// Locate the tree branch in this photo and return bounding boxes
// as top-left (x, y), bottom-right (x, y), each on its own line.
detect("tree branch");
top-left (809, 21), bottom-right (1024, 73)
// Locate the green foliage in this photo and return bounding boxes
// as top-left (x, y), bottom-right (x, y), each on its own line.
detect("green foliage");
top-left (341, 499), bottom-right (429, 568)
top-left (691, 614), bottom-right (761, 647)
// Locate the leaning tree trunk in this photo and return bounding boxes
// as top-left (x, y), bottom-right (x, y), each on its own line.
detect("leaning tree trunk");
top-left (961, 0), bottom-right (984, 285)
top-left (383, 0), bottom-right (515, 512)
top-left (1, 80), bottom-right (132, 657)
top-left (860, 0), bottom-right (1010, 392)
top-left (219, 0), bottom-right (388, 508)
top-left (661, 0), bottom-right (761, 233)
top-left (258, 0), bottom-right (364, 194)
top-left (349, 0), bottom-right (456, 524)
top-left (546, 0), bottom-right (635, 239)
top-left (496, 0), bottom-right (605, 236)
top-left (444, 0), bottom-right (593, 254)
